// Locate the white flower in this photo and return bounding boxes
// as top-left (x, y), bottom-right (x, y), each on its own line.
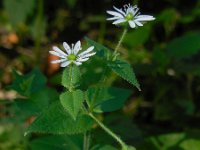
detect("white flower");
top-left (107, 4), bottom-right (155, 28)
top-left (49, 41), bottom-right (96, 67)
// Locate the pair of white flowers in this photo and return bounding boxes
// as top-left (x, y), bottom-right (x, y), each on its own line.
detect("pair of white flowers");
top-left (50, 4), bottom-right (155, 67)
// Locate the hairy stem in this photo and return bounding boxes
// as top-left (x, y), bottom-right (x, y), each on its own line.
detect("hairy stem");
top-left (113, 28), bottom-right (128, 58)
top-left (89, 113), bottom-right (126, 149)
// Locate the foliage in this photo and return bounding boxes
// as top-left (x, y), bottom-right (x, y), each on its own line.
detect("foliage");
top-left (1, 0), bottom-right (200, 150)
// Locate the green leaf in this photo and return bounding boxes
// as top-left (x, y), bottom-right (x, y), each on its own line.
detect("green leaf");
top-left (10, 68), bottom-right (47, 96)
top-left (30, 135), bottom-right (81, 150)
top-left (86, 87), bottom-right (132, 113)
top-left (166, 32), bottom-right (200, 59)
top-left (85, 37), bottom-right (111, 59)
top-left (91, 145), bottom-right (118, 150)
top-left (62, 65), bottom-right (81, 90)
top-left (15, 88), bottom-right (59, 117)
top-left (180, 139), bottom-right (200, 150)
top-left (60, 90), bottom-right (84, 120)
top-left (107, 59), bottom-right (140, 91)
top-left (3, 0), bottom-right (35, 26)
top-left (25, 101), bottom-right (93, 135)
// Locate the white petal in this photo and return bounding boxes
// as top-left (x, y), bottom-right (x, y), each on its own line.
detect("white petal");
top-left (80, 52), bottom-right (96, 59)
top-left (61, 61), bottom-right (71, 67)
top-left (128, 20), bottom-right (136, 28)
top-left (134, 20), bottom-right (143, 26)
top-left (106, 11), bottom-right (124, 18)
top-left (51, 59), bottom-right (66, 64)
top-left (77, 57), bottom-right (89, 62)
top-left (112, 19), bottom-right (126, 25)
top-left (63, 42), bottom-right (72, 54)
top-left (73, 61), bottom-right (82, 66)
top-left (113, 6), bottom-right (126, 16)
top-left (107, 17), bottom-right (121, 21)
top-left (73, 40), bottom-right (82, 54)
top-left (52, 46), bottom-right (67, 56)
top-left (78, 46), bottom-right (94, 57)
top-left (135, 15), bottom-right (155, 21)
top-left (49, 51), bottom-right (65, 58)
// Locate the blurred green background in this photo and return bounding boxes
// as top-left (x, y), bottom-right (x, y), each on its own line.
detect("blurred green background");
top-left (0, 0), bottom-right (200, 149)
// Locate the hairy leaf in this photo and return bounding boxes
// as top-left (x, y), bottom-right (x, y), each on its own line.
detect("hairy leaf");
top-left (107, 59), bottom-right (140, 91)
top-left (30, 135), bottom-right (81, 150)
top-left (62, 65), bottom-right (81, 90)
top-left (60, 90), bottom-right (84, 120)
top-left (25, 101), bottom-right (93, 135)
top-left (15, 88), bottom-right (59, 117)
top-left (86, 87), bottom-right (132, 113)
top-left (10, 68), bottom-right (47, 96)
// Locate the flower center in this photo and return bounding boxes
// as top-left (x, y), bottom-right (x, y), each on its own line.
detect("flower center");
top-left (67, 54), bottom-right (76, 61)
top-left (125, 13), bottom-right (134, 21)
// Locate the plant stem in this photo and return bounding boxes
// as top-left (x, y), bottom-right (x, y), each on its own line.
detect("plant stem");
top-left (89, 113), bottom-right (126, 149)
top-left (113, 28), bottom-right (128, 58)
top-left (83, 131), bottom-right (91, 150)
top-left (89, 28), bottom-right (128, 112)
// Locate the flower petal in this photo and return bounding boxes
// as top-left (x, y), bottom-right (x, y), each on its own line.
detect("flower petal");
top-left (77, 57), bottom-right (89, 62)
top-left (52, 46), bottom-right (67, 56)
top-left (107, 17), bottom-right (121, 21)
top-left (73, 61), bottom-right (82, 66)
top-left (113, 6), bottom-right (126, 16)
top-left (80, 52), bottom-right (96, 59)
top-left (134, 20), bottom-right (143, 26)
top-left (128, 20), bottom-right (136, 28)
top-left (49, 51), bottom-right (65, 58)
top-left (61, 61), bottom-right (71, 67)
top-left (112, 19), bottom-right (126, 25)
top-left (106, 10), bottom-right (124, 18)
top-left (135, 15), bottom-right (155, 21)
top-left (73, 40), bottom-right (82, 54)
top-left (63, 42), bottom-right (72, 54)
top-left (51, 59), bottom-right (66, 64)
top-left (78, 46), bottom-right (94, 57)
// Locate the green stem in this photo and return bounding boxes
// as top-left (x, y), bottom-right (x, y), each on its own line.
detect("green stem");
top-left (89, 28), bottom-right (128, 112)
top-left (113, 28), bottom-right (128, 58)
top-left (89, 113), bottom-right (126, 149)
top-left (83, 131), bottom-right (90, 150)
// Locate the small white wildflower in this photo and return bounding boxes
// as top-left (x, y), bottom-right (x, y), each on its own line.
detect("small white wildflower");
top-left (49, 41), bottom-right (96, 67)
top-left (107, 4), bottom-right (155, 28)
